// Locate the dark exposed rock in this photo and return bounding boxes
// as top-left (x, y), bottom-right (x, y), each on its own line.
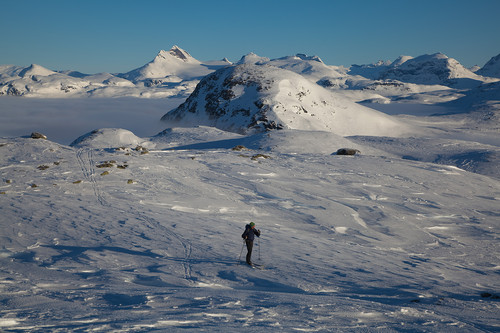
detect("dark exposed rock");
top-left (336, 148), bottom-right (360, 155)
top-left (31, 132), bottom-right (47, 140)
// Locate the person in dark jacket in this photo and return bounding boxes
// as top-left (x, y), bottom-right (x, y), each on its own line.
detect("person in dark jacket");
top-left (241, 222), bottom-right (260, 265)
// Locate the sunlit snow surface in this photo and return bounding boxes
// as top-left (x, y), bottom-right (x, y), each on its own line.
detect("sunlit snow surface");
top-left (1, 116), bottom-right (499, 331)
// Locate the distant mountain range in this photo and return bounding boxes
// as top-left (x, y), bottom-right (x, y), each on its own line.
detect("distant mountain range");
top-left (0, 46), bottom-right (231, 98)
top-left (1, 46), bottom-right (500, 136)
top-left (350, 53), bottom-right (489, 88)
top-left (1, 45), bottom-right (499, 99)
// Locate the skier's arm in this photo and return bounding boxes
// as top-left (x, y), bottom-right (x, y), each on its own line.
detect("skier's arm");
top-left (254, 229), bottom-right (261, 237)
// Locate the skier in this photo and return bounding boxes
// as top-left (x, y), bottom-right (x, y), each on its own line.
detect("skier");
top-left (241, 222), bottom-right (261, 266)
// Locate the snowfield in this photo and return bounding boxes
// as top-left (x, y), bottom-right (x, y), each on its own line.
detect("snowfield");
top-left (1, 47), bottom-right (500, 331)
top-left (1, 126), bottom-right (499, 331)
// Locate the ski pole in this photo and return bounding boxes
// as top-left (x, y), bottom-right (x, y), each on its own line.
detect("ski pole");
top-left (238, 240), bottom-right (245, 261)
top-left (258, 236), bottom-right (261, 260)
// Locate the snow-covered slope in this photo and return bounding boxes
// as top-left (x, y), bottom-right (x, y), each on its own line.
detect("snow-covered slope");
top-left (1, 131), bottom-right (499, 331)
top-left (477, 53), bottom-right (500, 78)
top-left (161, 63), bottom-right (416, 136)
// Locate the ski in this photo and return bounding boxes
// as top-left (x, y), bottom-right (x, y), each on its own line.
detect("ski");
top-left (239, 261), bottom-right (265, 269)
top-left (251, 263), bottom-right (265, 270)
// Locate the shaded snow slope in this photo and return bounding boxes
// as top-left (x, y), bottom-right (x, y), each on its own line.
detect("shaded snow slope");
top-left (157, 128), bottom-right (392, 157)
top-left (349, 135), bottom-right (500, 179)
top-left (477, 53), bottom-right (500, 78)
top-left (1, 135), bottom-right (499, 331)
top-left (161, 63), bottom-right (416, 136)
top-left (152, 126), bottom-right (244, 149)
top-left (71, 126), bottom-right (390, 157)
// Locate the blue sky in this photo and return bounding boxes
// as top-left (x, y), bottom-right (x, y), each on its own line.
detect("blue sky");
top-left (1, 0), bottom-right (499, 73)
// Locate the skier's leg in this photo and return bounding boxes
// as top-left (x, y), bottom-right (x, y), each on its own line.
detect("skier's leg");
top-left (245, 240), bottom-right (253, 265)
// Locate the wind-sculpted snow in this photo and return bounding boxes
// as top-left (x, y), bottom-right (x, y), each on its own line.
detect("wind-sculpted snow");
top-left (1, 133), bottom-right (499, 331)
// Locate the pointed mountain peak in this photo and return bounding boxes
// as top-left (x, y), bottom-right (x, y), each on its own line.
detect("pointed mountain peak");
top-left (154, 46), bottom-right (193, 63)
top-left (168, 45), bottom-right (192, 61)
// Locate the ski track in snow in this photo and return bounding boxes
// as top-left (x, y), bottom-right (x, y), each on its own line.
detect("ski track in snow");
top-left (76, 148), bottom-right (108, 206)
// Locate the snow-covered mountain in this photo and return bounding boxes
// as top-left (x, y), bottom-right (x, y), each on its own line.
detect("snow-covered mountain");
top-left (120, 45), bottom-right (231, 83)
top-left (351, 53), bottom-right (489, 88)
top-left (477, 53), bottom-right (500, 78)
top-left (2, 47), bottom-right (500, 112)
top-left (0, 46), bottom-right (230, 98)
top-left (380, 53), bottom-right (488, 87)
top-left (0, 64), bottom-right (139, 98)
top-left (161, 63), bottom-right (415, 137)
